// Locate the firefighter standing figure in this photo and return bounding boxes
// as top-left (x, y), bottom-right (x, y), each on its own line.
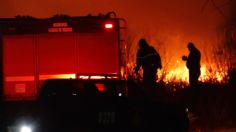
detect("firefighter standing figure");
top-left (135, 39), bottom-right (162, 87)
top-left (182, 42), bottom-right (201, 87)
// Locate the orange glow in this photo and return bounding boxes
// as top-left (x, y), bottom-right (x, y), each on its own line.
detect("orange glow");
top-left (198, 65), bottom-right (228, 83)
top-left (78, 75), bottom-right (106, 79)
top-left (158, 62), bottom-right (189, 83)
top-left (78, 75), bottom-right (89, 79)
top-left (5, 76), bottom-right (35, 82)
top-left (39, 74), bottom-right (76, 80)
top-left (78, 75), bottom-right (119, 80)
top-left (156, 63), bottom-right (228, 84)
top-left (90, 76), bottom-right (106, 79)
top-left (129, 62), bottom-right (228, 84)
top-left (128, 35), bottom-right (230, 84)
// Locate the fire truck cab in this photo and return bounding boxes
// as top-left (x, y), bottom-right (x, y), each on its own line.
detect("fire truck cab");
top-left (0, 12), bottom-right (127, 101)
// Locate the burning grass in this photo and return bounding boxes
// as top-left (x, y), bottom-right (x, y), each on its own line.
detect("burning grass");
top-left (126, 31), bottom-right (233, 84)
top-left (124, 16), bottom-right (236, 131)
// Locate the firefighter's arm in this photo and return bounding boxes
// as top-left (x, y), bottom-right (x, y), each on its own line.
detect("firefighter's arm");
top-left (135, 51), bottom-right (142, 73)
top-left (134, 66), bottom-right (140, 74)
top-left (135, 61), bottom-right (141, 73)
top-left (157, 53), bottom-right (162, 69)
top-left (182, 56), bottom-right (188, 61)
top-left (159, 63), bottom-right (162, 69)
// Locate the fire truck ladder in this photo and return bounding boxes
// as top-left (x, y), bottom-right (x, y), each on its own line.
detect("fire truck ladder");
top-left (107, 12), bottom-right (128, 80)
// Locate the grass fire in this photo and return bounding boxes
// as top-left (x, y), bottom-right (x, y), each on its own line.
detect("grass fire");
top-left (127, 33), bottom-right (233, 85)
top-left (125, 28), bottom-right (236, 131)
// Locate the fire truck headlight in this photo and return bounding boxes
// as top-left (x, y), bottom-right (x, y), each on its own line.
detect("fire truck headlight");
top-left (20, 125), bottom-right (32, 132)
top-left (8, 118), bottom-right (38, 132)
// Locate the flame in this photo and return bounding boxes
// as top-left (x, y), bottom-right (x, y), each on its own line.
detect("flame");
top-left (160, 63), bottom-right (228, 83)
top-left (126, 32), bottom-right (231, 84)
top-left (158, 63), bottom-right (189, 83)
top-left (199, 65), bottom-right (228, 83)
top-left (128, 61), bottom-right (228, 84)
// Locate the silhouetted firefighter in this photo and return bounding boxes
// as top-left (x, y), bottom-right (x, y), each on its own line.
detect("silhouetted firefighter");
top-left (182, 42), bottom-right (201, 87)
top-left (135, 38), bottom-right (162, 87)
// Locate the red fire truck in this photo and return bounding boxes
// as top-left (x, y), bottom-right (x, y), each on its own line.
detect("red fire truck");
top-left (0, 12), bottom-right (127, 101)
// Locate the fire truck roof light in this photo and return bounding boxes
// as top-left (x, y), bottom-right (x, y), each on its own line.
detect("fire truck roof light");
top-left (105, 23), bottom-right (113, 29)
